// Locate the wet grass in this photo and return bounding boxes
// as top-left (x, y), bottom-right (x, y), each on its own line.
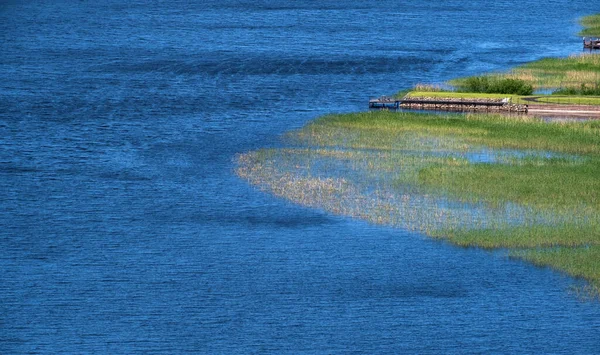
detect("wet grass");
top-left (434, 224), bottom-right (600, 250)
top-left (419, 158), bottom-right (600, 208)
top-left (310, 111), bottom-right (600, 154)
top-left (512, 247), bottom-right (600, 297)
top-left (237, 111), bottom-right (600, 296)
top-left (580, 13), bottom-right (600, 37)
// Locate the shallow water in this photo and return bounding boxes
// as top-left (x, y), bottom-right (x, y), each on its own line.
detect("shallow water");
top-left (2, 0), bottom-right (600, 353)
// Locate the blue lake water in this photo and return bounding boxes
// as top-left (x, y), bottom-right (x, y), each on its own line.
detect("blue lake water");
top-left (2, 0), bottom-right (600, 353)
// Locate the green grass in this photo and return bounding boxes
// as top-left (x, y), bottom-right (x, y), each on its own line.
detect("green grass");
top-left (435, 224), bottom-right (600, 249)
top-left (450, 54), bottom-right (600, 90)
top-left (512, 247), bottom-right (600, 297)
top-left (315, 110), bottom-right (600, 154)
top-left (452, 76), bottom-right (533, 95)
top-left (534, 95), bottom-right (600, 105)
top-left (425, 14), bottom-right (600, 95)
top-left (238, 111), bottom-right (600, 295)
top-left (553, 84), bottom-right (600, 96)
top-left (580, 14), bottom-right (600, 37)
top-left (238, 12), bottom-right (600, 297)
top-left (403, 91), bottom-right (529, 104)
top-left (405, 91), bottom-right (520, 99)
top-left (521, 56), bottom-right (600, 73)
top-left (405, 91), bottom-right (600, 106)
top-left (419, 159), bottom-right (600, 208)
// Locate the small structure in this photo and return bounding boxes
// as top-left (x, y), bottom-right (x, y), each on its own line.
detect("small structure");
top-left (369, 96), bottom-right (528, 113)
top-left (583, 37), bottom-right (600, 49)
top-left (368, 96), bottom-right (400, 109)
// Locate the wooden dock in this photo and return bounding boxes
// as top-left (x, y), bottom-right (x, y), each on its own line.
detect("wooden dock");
top-left (368, 97), bottom-right (400, 109)
top-left (368, 96), bottom-right (600, 118)
top-left (369, 96), bottom-right (520, 111)
top-left (583, 38), bottom-right (600, 49)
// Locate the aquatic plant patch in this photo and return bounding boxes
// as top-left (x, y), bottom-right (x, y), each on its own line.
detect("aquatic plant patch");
top-left (237, 111), bottom-right (600, 296)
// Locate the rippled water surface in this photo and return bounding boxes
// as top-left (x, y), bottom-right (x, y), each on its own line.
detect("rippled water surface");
top-left (2, 0), bottom-right (600, 353)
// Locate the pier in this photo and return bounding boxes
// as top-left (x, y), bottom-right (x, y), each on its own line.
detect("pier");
top-left (369, 96), bottom-right (527, 112)
top-left (368, 96), bottom-right (400, 109)
top-left (583, 38), bottom-right (600, 49)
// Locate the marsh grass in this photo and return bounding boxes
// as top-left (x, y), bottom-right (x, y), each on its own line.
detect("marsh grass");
top-left (418, 159), bottom-right (600, 207)
top-left (442, 14), bottom-right (600, 97)
top-left (453, 76), bottom-right (533, 95)
top-left (515, 54), bottom-right (600, 89)
top-left (553, 84), bottom-right (600, 96)
top-left (511, 247), bottom-right (600, 297)
top-left (436, 224), bottom-right (600, 249)
top-left (237, 111), bottom-right (600, 294)
top-left (580, 13), bottom-right (600, 37)
top-left (450, 54), bottom-right (600, 91)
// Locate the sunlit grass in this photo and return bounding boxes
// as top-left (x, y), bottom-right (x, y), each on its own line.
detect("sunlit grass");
top-left (404, 90), bottom-right (527, 103)
top-left (580, 13), bottom-right (600, 37)
top-left (418, 158), bottom-right (600, 208)
top-left (450, 54), bottom-right (600, 91)
top-left (513, 54), bottom-right (600, 89)
top-left (435, 224), bottom-right (600, 249)
top-left (237, 111), bottom-right (600, 295)
top-left (403, 90), bottom-right (600, 106)
top-left (534, 95), bottom-right (600, 105)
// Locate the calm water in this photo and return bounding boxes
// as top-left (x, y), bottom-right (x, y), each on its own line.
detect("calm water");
top-left (2, 1), bottom-right (600, 353)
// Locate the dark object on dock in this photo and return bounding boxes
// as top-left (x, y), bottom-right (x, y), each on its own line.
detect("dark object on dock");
top-left (368, 96), bottom-right (400, 109)
top-left (583, 37), bottom-right (600, 49)
top-left (369, 96), bottom-right (528, 112)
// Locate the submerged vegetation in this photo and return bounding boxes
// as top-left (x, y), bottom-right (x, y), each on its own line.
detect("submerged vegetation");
top-left (237, 111), bottom-right (600, 297)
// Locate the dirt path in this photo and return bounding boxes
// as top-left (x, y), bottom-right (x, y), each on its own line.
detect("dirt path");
top-left (527, 104), bottom-right (600, 118)
top-left (518, 97), bottom-right (600, 117)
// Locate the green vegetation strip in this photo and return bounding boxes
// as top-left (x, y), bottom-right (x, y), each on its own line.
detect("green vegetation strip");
top-left (512, 247), bottom-right (600, 299)
top-left (533, 95), bottom-right (600, 105)
top-left (404, 91), bottom-right (600, 106)
top-left (580, 14), bottom-right (600, 37)
top-left (414, 13), bottom-right (600, 100)
top-left (237, 111), bottom-right (600, 296)
top-left (449, 54), bottom-right (600, 91)
top-left (403, 91), bottom-right (528, 104)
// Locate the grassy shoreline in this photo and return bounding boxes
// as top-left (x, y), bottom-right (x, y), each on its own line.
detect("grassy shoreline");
top-left (580, 14), bottom-right (600, 37)
top-left (237, 111), bottom-right (600, 297)
top-left (408, 13), bottom-right (600, 102)
top-left (448, 54), bottom-right (600, 92)
top-left (237, 14), bottom-right (600, 298)
top-left (402, 91), bottom-right (600, 106)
